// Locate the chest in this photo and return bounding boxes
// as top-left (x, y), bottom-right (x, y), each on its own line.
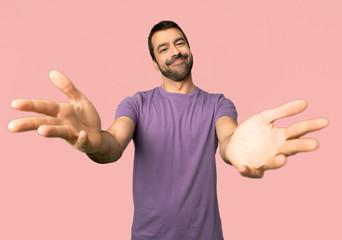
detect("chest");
top-left (134, 97), bottom-right (217, 146)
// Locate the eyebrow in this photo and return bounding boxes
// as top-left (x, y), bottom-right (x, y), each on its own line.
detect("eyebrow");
top-left (157, 42), bottom-right (168, 51)
top-left (156, 37), bottom-right (186, 51)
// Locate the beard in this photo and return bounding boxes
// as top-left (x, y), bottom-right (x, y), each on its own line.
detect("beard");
top-left (157, 53), bottom-right (193, 82)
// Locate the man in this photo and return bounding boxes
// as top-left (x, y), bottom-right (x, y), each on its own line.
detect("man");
top-left (8, 21), bottom-right (328, 239)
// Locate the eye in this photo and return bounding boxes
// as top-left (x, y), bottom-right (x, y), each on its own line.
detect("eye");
top-left (177, 42), bottom-right (185, 46)
top-left (160, 48), bottom-right (167, 53)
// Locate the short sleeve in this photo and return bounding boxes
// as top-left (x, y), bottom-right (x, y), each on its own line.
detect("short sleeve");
top-left (215, 95), bottom-right (238, 123)
top-left (115, 96), bottom-right (138, 125)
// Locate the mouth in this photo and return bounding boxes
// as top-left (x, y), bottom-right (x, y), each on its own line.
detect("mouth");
top-left (170, 58), bottom-right (185, 66)
top-left (166, 53), bottom-right (188, 66)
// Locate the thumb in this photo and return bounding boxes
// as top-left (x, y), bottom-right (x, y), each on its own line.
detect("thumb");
top-left (49, 70), bottom-right (83, 100)
top-left (75, 130), bottom-right (89, 152)
top-left (268, 100), bottom-right (307, 122)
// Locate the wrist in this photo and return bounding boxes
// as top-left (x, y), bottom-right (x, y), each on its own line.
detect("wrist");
top-left (86, 130), bottom-right (121, 164)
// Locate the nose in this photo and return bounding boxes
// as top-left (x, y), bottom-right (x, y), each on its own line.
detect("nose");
top-left (169, 44), bottom-right (180, 58)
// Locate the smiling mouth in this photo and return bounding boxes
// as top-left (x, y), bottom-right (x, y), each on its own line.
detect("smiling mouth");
top-left (166, 53), bottom-right (188, 66)
top-left (171, 59), bottom-right (185, 65)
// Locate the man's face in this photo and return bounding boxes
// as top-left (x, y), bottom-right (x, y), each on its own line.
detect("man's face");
top-left (151, 28), bottom-right (193, 82)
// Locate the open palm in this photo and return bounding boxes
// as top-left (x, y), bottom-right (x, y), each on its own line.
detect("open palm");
top-left (226, 100), bottom-right (329, 178)
top-left (8, 70), bottom-right (102, 153)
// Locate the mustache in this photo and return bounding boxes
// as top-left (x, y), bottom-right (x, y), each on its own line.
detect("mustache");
top-left (166, 53), bottom-right (188, 65)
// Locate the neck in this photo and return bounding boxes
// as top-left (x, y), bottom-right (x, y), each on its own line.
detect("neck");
top-left (162, 73), bottom-right (195, 94)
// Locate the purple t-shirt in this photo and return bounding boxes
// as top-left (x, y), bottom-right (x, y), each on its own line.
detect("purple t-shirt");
top-left (115, 86), bottom-right (237, 240)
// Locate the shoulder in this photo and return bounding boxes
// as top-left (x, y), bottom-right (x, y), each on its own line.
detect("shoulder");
top-left (197, 87), bottom-right (234, 104)
top-left (130, 87), bottom-right (159, 100)
top-left (120, 87), bottom-right (159, 105)
top-left (115, 87), bottom-right (159, 123)
top-left (197, 87), bottom-right (238, 121)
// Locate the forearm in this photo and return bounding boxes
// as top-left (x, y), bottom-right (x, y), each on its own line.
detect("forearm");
top-left (86, 131), bottom-right (124, 164)
top-left (216, 116), bottom-right (238, 166)
top-left (220, 138), bottom-right (233, 165)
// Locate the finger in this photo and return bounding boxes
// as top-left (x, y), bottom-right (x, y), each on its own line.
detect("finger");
top-left (11, 98), bottom-right (60, 116)
top-left (38, 125), bottom-right (77, 140)
top-left (8, 116), bottom-right (59, 132)
top-left (77, 130), bottom-right (88, 146)
top-left (286, 117), bottom-right (329, 139)
top-left (49, 70), bottom-right (83, 100)
top-left (238, 165), bottom-right (264, 179)
top-left (279, 138), bottom-right (319, 156)
top-left (268, 100), bottom-right (307, 122)
top-left (75, 130), bottom-right (90, 151)
top-left (264, 154), bottom-right (287, 170)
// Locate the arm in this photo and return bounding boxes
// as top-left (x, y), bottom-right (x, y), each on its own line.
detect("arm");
top-left (87, 117), bottom-right (135, 163)
top-left (216, 100), bottom-right (329, 178)
top-left (215, 116), bottom-right (238, 164)
top-left (8, 70), bottom-right (134, 164)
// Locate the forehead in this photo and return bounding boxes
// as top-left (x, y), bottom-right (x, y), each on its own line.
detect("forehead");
top-left (151, 28), bottom-right (185, 48)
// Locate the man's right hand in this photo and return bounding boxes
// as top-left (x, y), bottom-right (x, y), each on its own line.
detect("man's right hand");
top-left (8, 70), bottom-right (102, 154)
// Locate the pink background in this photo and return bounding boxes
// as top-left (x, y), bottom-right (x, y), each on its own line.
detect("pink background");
top-left (1, 0), bottom-right (341, 239)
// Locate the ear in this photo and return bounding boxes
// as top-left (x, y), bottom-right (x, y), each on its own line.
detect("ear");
top-left (152, 60), bottom-right (160, 71)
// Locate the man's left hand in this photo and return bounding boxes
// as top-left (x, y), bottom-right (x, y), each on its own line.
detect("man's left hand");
top-left (226, 100), bottom-right (329, 178)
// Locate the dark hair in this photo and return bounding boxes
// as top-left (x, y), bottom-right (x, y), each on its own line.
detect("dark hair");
top-left (148, 20), bottom-right (190, 61)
